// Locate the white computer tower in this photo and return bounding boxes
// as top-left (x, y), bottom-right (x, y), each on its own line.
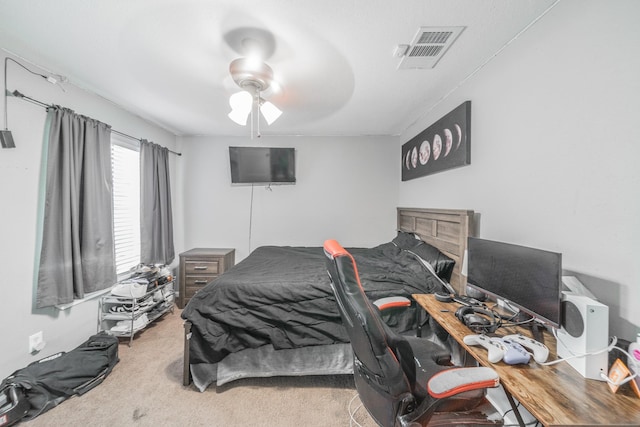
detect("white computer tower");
top-left (556, 291), bottom-right (609, 380)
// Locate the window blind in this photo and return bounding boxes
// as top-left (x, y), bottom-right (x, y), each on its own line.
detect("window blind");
top-left (111, 134), bottom-right (141, 276)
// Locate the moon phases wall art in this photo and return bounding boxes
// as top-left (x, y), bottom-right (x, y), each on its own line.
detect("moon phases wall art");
top-left (401, 101), bottom-right (470, 181)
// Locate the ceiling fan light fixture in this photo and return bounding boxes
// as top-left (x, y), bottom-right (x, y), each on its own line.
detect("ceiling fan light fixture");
top-left (228, 91), bottom-right (253, 126)
top-left (229, 90), bottom-right (253, 111)
top-left (260, 100), bottom-right (282, 125)
top-left (228, 57), bottom-right (282, 133)
top-left (228, 108), bottom-right (250, 126)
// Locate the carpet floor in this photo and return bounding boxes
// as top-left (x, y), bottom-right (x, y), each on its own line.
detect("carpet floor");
top-left (24, 309), bottom-right (378, 427)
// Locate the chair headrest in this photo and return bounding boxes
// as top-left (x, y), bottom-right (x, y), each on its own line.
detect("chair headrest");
top-left (323, 239), bottom-right (349, 259)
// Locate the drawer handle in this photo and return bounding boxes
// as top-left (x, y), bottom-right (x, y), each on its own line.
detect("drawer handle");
top-left (193, 266), bottom-right (209, 270)
top-left (194, 280), bottom-right (208, 284)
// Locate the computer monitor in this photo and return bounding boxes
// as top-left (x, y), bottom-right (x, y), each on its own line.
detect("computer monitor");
top-left (466, 237), bottom-right (562, 328)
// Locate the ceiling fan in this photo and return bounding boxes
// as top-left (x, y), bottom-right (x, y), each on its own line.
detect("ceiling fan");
top-left (227, 57), bottom-right (282, 137)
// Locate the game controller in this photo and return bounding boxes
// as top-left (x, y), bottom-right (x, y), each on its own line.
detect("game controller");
top-left (464, 334), bottom-right (532, 365)
top-left (500, 338), bottom-right (532, 365)
top-left (503, 334), bottom-right (549, 363)
top-left (463, 334), bottom-right (506, 363)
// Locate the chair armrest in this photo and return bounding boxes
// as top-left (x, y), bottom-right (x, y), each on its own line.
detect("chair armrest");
top-left (427, 367), bottom-right (499, 399)
top-left (373, 296), bottom-right (411, 311)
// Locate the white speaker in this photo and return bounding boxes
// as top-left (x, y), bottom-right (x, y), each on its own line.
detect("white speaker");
top-left (556, 291), bottom-right (609, 380)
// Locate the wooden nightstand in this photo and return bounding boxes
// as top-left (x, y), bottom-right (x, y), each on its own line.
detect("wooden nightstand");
top-left (177, 248), bottom-right (235, 308)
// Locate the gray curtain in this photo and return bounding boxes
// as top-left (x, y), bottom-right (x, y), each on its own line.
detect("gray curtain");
top-left (36, 107), bottom-right (116, 308)
top-left (140, 139), bottom-right (174, 265)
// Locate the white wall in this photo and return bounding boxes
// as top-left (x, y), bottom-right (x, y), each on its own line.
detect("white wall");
top-left (0, 52), bottom-right (179, 378)
top-left (398, 0), bottom-right (640, 340)
top-left (177, 135), bottom-right (398, 262)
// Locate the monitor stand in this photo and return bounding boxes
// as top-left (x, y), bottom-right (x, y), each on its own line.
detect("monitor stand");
top-left (493, 300), bottom-right (546, 343)
top-left (523, 321), bottom-right (545, 344)
top-left (509, 311), bottom-right (545, 344)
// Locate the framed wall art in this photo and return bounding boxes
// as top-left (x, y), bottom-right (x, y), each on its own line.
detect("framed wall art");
top-left (401, 101), bottom-right (471, 181)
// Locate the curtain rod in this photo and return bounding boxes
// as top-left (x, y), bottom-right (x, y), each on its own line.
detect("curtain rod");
top-left (8, 89), bottom-right (182, 156)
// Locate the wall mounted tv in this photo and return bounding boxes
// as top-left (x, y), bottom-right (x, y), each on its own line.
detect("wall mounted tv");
top-left (229, 146), bottom-right (296, 185)
top-left (466, 237), bottom-right (562, 328)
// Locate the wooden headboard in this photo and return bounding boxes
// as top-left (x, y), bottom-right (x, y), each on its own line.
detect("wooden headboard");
top-left (397, 208), bottom-right (475, 295)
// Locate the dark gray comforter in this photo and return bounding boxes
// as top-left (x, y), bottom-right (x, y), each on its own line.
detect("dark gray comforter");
top-left (182, 242), bottom-right (443, 364)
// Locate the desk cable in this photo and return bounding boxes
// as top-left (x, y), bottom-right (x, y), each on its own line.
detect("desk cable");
top-left (488, 301), bottom-right (540, 328)
top-left (347, 392), bottom-right (365, 427)
top-left (540, 334), bottom-right (639, 387)
top-left (486, 302), bottom-right (537, 329)
top-left (501, 401), bottom-right (541, 427)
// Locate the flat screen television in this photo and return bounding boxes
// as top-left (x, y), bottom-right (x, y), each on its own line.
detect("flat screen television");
top-left (229, 146), bottom-right (296, 185)
top-left (466, 237), bottom-right (562, 328)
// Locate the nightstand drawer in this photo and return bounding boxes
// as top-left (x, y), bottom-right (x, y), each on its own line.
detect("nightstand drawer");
top-left (184, 283), bottom-right (212, 299)
top-left (184, 275), bottom-right (216, 288)
top-left (185, 260), bottom-right (219, 275)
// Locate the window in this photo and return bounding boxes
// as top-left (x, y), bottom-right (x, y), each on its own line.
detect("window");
top-left (111, 134), bottom-right (141, 276)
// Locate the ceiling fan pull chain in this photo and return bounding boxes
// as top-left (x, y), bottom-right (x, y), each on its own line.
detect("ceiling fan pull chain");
top-left (256, 89), bottom-right (261, 138)
top-left (250, 101), bottom-right (254, 140)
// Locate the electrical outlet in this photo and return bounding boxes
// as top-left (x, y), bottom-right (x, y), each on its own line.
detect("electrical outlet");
top-left (29, 331), bottom-right (45, 353)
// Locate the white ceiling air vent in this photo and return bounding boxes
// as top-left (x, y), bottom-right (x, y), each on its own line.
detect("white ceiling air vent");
top-left (397, 26), bottom-right (465, 69)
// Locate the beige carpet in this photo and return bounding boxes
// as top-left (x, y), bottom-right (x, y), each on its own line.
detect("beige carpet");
top-left (24, 309), bottom-right (378, 427)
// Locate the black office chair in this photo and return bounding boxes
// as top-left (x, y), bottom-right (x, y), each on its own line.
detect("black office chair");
top-left (324, 239), bottom-right (502, 427)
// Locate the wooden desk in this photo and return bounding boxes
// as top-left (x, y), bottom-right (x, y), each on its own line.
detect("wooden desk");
top-left (413, 294), bottom-right (640, 427)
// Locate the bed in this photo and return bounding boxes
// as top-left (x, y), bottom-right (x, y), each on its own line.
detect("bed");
top-left (181, 208), bottom-right (475, 390)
